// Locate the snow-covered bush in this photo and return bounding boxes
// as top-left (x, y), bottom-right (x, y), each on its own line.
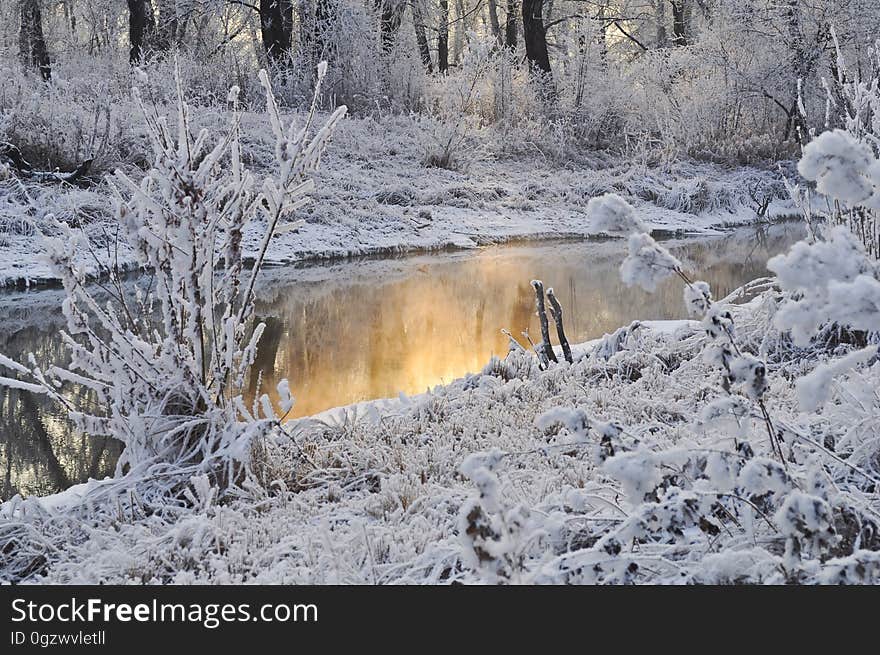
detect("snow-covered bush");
top-left (418, 38), bottom-right (496, 170)
top-left (0, 56), bottom-right (138, 176)
top-left (0, 64), bottom-right (346, 502)
top-left (791, 38), bottom-right (880, 258)
top-left (451, 186), bottom-right (879, 584)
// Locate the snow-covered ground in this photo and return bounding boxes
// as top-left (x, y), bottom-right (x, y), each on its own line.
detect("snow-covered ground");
top-left (0, 112), bottom-right (794, 287)
top-left (5, 283), bottom-right (879, 584)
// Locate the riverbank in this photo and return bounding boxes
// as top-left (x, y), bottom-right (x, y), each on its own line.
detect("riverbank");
top-left (0, 225), bottom-right (805, 498)
top-left (0, 112), bottom-right (795, 287)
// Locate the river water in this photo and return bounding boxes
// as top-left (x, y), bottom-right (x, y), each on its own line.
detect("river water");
top-left (0, 223), bottom-right (805, 497)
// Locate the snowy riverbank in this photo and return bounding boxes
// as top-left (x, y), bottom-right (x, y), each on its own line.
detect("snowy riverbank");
top-left (0, 113), bottom-right (794, 287)
top-left (5, 287), bottom-right (878, 584)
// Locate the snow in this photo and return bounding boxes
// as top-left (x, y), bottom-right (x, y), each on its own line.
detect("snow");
top-left (797, 129), bottom-right (877, 205)
top-left (683, 280), bottom-right (712, 317)
top-left (620, 232), bottom-right (684, 292)
top-left (728, 354), bottom-right (769, 400)
top-left (5, 292), bottom-right (877, 585)
top-left (768, 227), bottom-right (880, 345)
top-left (0, 110), bottom-right (793, 288)
top-left (796, 345), bottom-right (878, 412)
top-left (586, 192), bottom-right (647, 235)
top-left (2, 54), bottom-right (879, 585)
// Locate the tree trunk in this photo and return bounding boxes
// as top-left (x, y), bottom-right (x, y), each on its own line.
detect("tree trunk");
top-left (412, 0), bottom-right (433, 72)
top-left (505, 0), bottom-right (517, 48)
top-left (785, 0), bottom-right (809, 143)
top-left (487, 0), bottom-right (502, 46)
top-left (596, 1), bottom-right (607, 66)
top-left (260, 0), bottom-right (294, 68)
top-left (671, 1), bottom-right (687, 46)
top-left (546, 288), bottom-right (573, 364)
top-left (62, 0), bottom-right (76, 33)
top-left (376, 0), bottom-right (404, 53)
top-left (531, 280), bottom-right (558, 365)
top-left (19, 0), bottom-right (51, 80)
top-left (127, 0), bottom-right (155, 64)
top-left (522, 0), bottom-right (552, 83)
top-left (453, 0), bottom-right (464, 63)
top-left (654, 0), bottom-right (667, 47)
top-left (438, 0), bottom-right (449, 73)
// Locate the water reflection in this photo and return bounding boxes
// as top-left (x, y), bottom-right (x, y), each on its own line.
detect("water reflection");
top-left (249, 223), bottom-right (804, 418)
top-left (0, 321), bottom-right (122, 499)
top-left (0, 223), bottom-right (804, 497)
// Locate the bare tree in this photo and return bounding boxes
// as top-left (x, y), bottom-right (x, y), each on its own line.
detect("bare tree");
top-left (522, 0), bottom-right (552, 87)
top-left (127, 0), bottom-right (156, 64)
top-left (19, 0), bottom-right (51, 80)
top-left (260, 0), bottom-right (294, 67)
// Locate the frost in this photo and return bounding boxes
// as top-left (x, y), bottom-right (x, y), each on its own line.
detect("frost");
top-left (738, 458), bottom-right (791, 497)
top-left (817, 551), bottom-right (880, 584)
top-left (698, 396), bottom-right (751, 438)
top-left (536, 406), bottom-right (592, 444)
top-left (797, 129), bottom-right (877, 205)
top-left (767, 227), bottom-right (879, 346)
top-left (775, 491), bottom-right (837, 566)
top-left (796, 346), bottom-right (878, 412)
top-left (768, 226), bottom-right (868, 294)
top-left (0, 66), bottom-right (346, 506)
top-left (603, 450), bottom-right (661, 503)
top-left (683, 280), bottom-right (712, 318)
top-left (587, 193), bottom-right (646, 235)
top-left (728, 354), bottom-right (768, 400)
top-left (276, 379), bottom-right (295, 415)
top-left (620, 233), bottom-right (684, 292)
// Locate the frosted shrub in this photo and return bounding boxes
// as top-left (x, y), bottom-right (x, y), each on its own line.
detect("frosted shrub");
top-left (795, 41), bottom-right (880, 258)
top-left (452, 187), bottom-right (878, 584)
top-left (0, 64), bottom-right (346, 501)
top-left (419, 38), bottom-right (495, 170)
top-left (797, 130), bottom-right (878, 205)
top-left (0, 55), bottom-right (145, 177)
top-left (619, 233), bottom-right (683, 293)
top-left (458, 451), bottom-right (528, 583)
top-left (586, 193), bottom-right (646, 235)
top-left (768, 226), bottom-right (880, 345)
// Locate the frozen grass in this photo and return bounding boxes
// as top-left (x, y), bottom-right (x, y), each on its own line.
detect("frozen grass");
top-left (0, 110), bottom-right (793, 287)
top-left (0, 47), bottom-right (796, 287)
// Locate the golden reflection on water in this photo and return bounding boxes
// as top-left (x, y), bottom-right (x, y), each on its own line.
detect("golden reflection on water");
top-left (251, 226), bottom-right (802, 418)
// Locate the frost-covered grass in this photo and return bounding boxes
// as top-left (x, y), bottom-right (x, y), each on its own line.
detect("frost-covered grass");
top-left (2, 282), bottom-right (878, 584)
top-left (0, 105), bottom-right (793, 287)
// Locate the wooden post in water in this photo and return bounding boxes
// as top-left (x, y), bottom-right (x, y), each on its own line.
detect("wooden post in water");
top-left (531, 280), bottom-right (558, 364)
top-left (546, 287), bottom-right (573, 364)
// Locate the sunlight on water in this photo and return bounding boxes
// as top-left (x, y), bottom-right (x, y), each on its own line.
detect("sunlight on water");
top-left (0, 224), bottom-right (805, 496)
top-left (249, 224), bottom-right (804, 418)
